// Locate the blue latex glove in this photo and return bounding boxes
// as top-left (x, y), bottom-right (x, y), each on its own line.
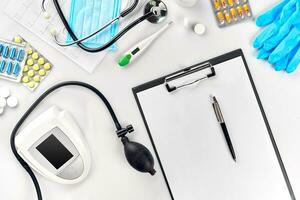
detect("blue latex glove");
top-left (253, 0), bottom-right (300, 73)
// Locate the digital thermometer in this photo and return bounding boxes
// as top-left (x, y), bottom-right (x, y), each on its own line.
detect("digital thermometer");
top-left (15, 106), bottom-right (91, 184)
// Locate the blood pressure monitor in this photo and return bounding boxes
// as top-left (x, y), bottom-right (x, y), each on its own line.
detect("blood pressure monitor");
top-left (15, 106), bottom-right (91, 184)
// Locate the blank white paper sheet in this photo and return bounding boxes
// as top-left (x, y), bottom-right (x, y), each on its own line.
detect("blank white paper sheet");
top-left (136, 55), bottom-right (292, 200)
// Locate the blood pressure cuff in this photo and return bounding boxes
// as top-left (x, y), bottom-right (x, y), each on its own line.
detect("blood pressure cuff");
top-left (66, 0), bottom-right (121, 50)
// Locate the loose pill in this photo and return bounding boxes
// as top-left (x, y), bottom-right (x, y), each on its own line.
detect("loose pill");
top-left (39, 69), bottom-right (46, 76)
top-left (220, 0), bottom-right (227, 8)
top-left (32, 52), bottom-right (39, 60)
top-left (0, 97), bottom-right (6, 108)
top-left (22, 76), bottom-right (29, 83)
top-left (217, 11), bottom-right (226, 25)
top-left (28, 70), bottom-right (35, 77)
top-left (0, 107), bottom-right (4, 115)
top-left (27, 59), bottom-right (34, 66)
top-left (213, 0), bottom-right (221, 10)
top-left (33, 64), bottom-right (40, 71)
top-left (14, 37), bottom-right (23, 44)
top-left (230, 8), bottom-right (238, 21)
top-left (7, 96), bottom-right (18, 108)
top-left (23, 65), bottom-right (29, 72)
top-left (3, 46), bottom-right (10, 58)
top-left (9, 48), bottom-right (17, 60)
top-left (0, 86), bottom-right (10, 98)
top-left (0, 60), bottom-right (6, 73)
top-left (28, 81), bottom-right (36, 88)
top-left (33, 75), bottom-right (41, 82)
top-left (44, 63), bottom-right (51, 70)
top-left (235, 0), bottom-right (240, 4)
top-left (243, 4), bottom-right (251, 16)
top-left (27, 48), bottom-right (33, 55)
top-left (38, 58), bottom-right (45, 65)
top-left (13, 63), bottom-right (21, 77)
top-left (17, 50), bottom-right (25, 62)
top-left (6, 62), bottom-right (13, 75)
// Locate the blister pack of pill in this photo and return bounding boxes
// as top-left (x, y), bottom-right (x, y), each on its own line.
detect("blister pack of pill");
top-left (13, 36), bottom-right (53, 91)
top-left (0, 39), bottom-right (27, 82)
top-left (211, 0), bottom-right (253, 27)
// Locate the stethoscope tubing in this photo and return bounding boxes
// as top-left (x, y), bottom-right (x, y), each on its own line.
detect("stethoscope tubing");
top-left (52, 0), bottom-right (154, 52)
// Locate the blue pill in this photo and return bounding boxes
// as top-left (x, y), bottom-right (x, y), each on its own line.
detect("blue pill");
top-left (13, 63), bottom-right (21, 76)
top-left (10, 48), bottom-right (17, 60)
top-left (17, 49), bottom-right (25, 62)
top-left (0, 44), bottom-right (4, 55)
top-left (6, 62), bottom-right (13, 75)
top-left (0, 60), bottom-right (6, 73)
top-left (3, 46), bottom-right (10, 58)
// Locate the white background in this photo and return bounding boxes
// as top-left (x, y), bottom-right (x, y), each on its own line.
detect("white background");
top-left (0, 0), bottom-right (299, 200)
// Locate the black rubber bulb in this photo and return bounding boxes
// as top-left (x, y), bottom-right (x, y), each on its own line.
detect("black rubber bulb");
top-left (121, 137), bottom-right (156, 175)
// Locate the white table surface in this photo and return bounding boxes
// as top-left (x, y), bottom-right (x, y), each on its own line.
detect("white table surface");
top-left (1, 0), bottom-right (300, 200)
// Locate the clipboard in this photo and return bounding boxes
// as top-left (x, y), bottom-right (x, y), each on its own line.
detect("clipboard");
top-left (132, 49), bottom-right (295, 200)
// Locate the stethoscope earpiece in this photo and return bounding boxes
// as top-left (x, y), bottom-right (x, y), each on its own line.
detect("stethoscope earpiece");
top-left (122, 136), bottom-right (156, 175)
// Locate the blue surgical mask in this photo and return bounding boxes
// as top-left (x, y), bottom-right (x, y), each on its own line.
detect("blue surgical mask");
top-left (66, 0), bottom-right (121, 50)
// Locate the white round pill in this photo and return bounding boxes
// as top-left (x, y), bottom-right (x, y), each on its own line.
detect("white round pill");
top-left (194, 23), bottom-right (206, 35)
top-left (7, 96), bottom-right (18, 108)
top-left (0, 97), bottom-right (6, 108)
top-left (0, 107), bottom-right (4, 115)
top-left (0, 87), bottom-right (10, 98)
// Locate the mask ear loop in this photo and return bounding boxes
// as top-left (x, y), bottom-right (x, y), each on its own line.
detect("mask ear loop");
top-left (11, 81), bottom-right (156, 200)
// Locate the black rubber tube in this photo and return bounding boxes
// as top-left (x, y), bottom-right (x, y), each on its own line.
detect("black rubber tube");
top-left (11, 81), bottom-right (123, 200)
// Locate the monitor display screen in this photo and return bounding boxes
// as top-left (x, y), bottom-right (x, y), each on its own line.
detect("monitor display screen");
top-left (36, 134), bottom-right (73, 169)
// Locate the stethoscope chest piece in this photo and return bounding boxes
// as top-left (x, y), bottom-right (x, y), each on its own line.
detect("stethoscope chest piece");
top-left (145, 0), bottom-right (168, 24)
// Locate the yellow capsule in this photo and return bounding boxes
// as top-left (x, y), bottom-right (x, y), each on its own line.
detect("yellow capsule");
top-left (213, 0), bottom-right (221, 10)
top-left (220, 0), bottom-right (227, 8)
top-left (44, 63), bottom-right (51, 70)
top-left (14, 36), bottom-right (23, 44)
top-left (27, 48), bottom-right (33, 55)
top-left (33, 75), bottom-right (41, 82)
top-left (243, 4), bottom-right (251, 16)
top-left (39, 69), bottom-right (46, 76)
top-left (237, 6), bottom-right (244, 18)
top-left (38, 58), bottom-right (45, 65)
top-left (227, 0), bottom-right (234, 7)
top-left (33, 64), bottom-right (40, 71)
top-left (28, 81), bottom-right (36, 89)
top-left (28, 70), bottom-right (35, 77)
top-left (22, 76), bottom-right (29, 83)
top-left (32, 52), bottom-right (39, 60)
top-left (224, 11), bottom-right (232, 23)
top-left (27, 59), bottom-right (34, 66)
top-left (230, 8), bottom-right (238, 21)
top-left (23, 65), bottom-right (29, 72)
top-left (217, 11), bottom-right (226, 25)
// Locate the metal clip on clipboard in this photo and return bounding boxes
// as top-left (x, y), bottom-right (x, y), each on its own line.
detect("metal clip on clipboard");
top-left (165, 62), bottom-right (216, 92)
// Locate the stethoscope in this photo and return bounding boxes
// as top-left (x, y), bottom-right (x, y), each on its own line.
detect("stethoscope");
top-left (41, 0), bottom-right (168, 53)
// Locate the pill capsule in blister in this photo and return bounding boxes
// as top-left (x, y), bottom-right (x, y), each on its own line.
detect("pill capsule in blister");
top-left (220, 0), bottom-right (227, 8)
top-left (0, 44), bottom-right (4, 55)
top-left (13, 63), bottom-right (20, 77)
top-left (0, 60), bottom-right (6, 73)
top-left (230, 8), bottom-right (238, 21)
top-left (9, 48), bottom-right (17, 60)
top-left (224, 11), bottom-right (232, 23)
top-left (227, 0), bottom-right (234, 7)
top-left (237, 6), bottom-right (244, 18)
top-left (217, 11), bottom-right (226, 25)
top-left (213, 0), bottom-right (221, 10)
top-left (3, 46), bottom-right (9, 58)
top-left (243, 4), bottom-right (251, 16)
top-left (6, 62), bottom-right (13, 75)
top-left (17, 49), bottom-right (25, 62)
